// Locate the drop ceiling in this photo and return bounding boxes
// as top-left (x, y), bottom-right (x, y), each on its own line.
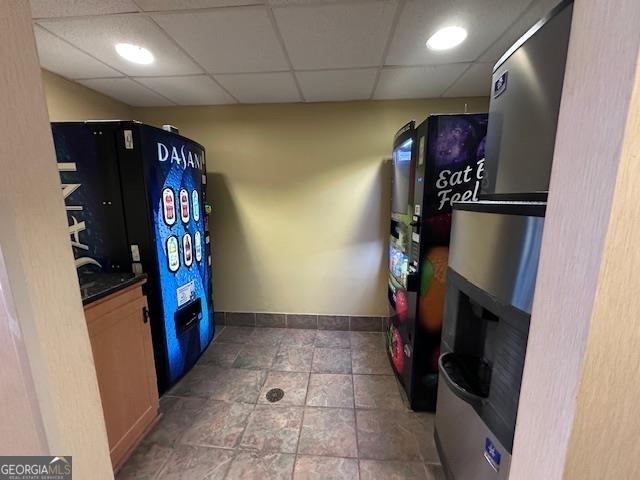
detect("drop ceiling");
top-left (31, 0), bottom-right (561, 106)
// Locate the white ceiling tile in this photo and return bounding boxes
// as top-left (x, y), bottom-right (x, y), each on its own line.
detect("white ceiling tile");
top-left (296, 68), bottom-right (378, 102)
top-left (373, 64), bottom-right (468, 99)
top-left (443, 62), bottom-right (493, 97)
top-left (273, 1), bottom-right (397, 69)
top-left (35, 26), bottom-right (122, 79)
top-left (137, 0), bottom-right (263, 11)
top-left (78, 78), bottom-right (174, 106)
top-left (151, 8), bottom-right (288, 74)
top-left (385, 0), bottom-right (532, 66)
top-left (38, 14), bottom-right (202, 76)
top-left (215, 72), bottom-right (300, 103)
top-left (479, 0), bottom-right (562, 62)
top-left (30, 0), bottom-right (138, 18)
top-left (135, 75), bottom-right (236, 105)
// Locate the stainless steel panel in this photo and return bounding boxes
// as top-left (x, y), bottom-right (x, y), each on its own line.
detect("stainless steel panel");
top-left (436, 380), bottom-right (511, 480)
top-left (449, 209), bottom-right (544, 314)
top-left (484, 3), bottom-right (572, 195)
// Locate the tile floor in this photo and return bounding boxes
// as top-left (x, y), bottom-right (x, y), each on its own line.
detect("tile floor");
top-left (117, 326), bottom-right (445, 480)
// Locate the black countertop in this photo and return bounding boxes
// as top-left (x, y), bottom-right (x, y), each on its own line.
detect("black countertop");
top-left (79, 272), bottom-right (147, 306)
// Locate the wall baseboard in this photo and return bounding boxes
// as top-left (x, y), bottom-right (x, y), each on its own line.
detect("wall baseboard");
top-left (215, 311), bottom-right (388, 332)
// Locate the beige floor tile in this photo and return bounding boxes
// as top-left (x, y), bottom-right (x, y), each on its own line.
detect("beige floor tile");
top-left (356, 410), bottom-right (421, 461)
top-left (351, 349), bottom-right (393, 375)
top-left (233, 344), bottom-right (278, 370)
top-left (199, 342), bottom-right (242, 367)
top-left (258, 371), bottom-right (309, 406)
top-left (158, 445), bottom-right (234, 479)
top-left (180, 400), bottom-right (254, 448)
top-left (226, 452), bottom-right (295, 480)
top-left (314, 330), bottom-right (350, 349)
top-left (298, 407), bottom-right (357, 458)
top-left (216, 326), bottom-right (255, 344)
top-left (116, 443), bottom-right (172, 480)
top-left (272, 345), bottom-right (314, 372)
top-left (312, 348), bottom-right (351, 374)
top-left (240, 405), bottom-right (304, 453)
top-left (306, 374), bottom-right (354, 408)
top-left (294, 455), bottom-right (359, 480)
top-left (359, 459), bottom-right (427, 479)
top-left (353, 375), bottom-right (404, 410)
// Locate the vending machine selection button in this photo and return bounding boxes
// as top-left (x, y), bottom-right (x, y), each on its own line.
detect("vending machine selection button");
top-left (179, 188), bottom-right (190, 223)
top-left (167, 236), bottom-right (180, 272)
top-left (183, 233), bottom-right (193, 267)
top-left (192, 190), bottom-right (200, 222)
top-left (162, 188), bottom-right (176, 226)
top-left (194, 231), bottom-right (203, 262)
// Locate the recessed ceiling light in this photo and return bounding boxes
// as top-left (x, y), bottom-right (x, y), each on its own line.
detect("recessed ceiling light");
top-left (426, 26), bottom-right (468, 51)
top-left (115, 43), bottom-right (154, 65)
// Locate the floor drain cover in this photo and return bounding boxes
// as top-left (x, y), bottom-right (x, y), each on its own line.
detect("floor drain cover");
top-left (266, 388), bottom-right (285, 403)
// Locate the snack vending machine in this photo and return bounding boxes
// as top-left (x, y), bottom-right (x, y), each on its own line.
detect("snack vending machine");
top-left (53, 121), bottom-right (214, 393)
top-left (387, 114), bottom-right (488, 410)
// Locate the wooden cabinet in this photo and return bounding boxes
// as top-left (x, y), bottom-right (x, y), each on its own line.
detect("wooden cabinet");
top-left (84, 280), bottom-right (159, 471)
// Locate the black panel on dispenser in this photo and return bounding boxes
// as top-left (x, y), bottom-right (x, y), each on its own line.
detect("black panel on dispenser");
top-left (175, 298), bottom-right (202, 335)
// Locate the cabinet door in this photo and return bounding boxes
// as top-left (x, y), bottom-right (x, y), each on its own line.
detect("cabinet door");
top-left (86, 292), bottom-right (159, 469)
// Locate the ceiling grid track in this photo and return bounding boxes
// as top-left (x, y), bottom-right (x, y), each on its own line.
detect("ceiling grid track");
top-left (440, 0), bottom-right (540, 97)
top-left (32, 0), bottom-right (548, 105)
top-left (35, 22), bottom-right (178, 106)
top-left (263, 3), bottom-right (306, 103)
top-left (369, 0), bottom-right (406, 100)
top-left (130, 0), bottom-right (241, 104)
top-left (438, 63), bottom-right (474, 98)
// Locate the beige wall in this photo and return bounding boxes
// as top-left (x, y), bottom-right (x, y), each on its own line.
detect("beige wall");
top-left (40, 68), bottom-right (487, 316)
top-left (34, 3), bottom-right (640, 476)
top-left (562, 8), bottom-right (640, 478)
top-left (135, 98), bottom-right (488, 316)
top-left (511, 0), bottom-right (640, 478)
top-left (42, 70), bottom-right (132, 121)
top-left (1, 3), bottom-right (112, 478)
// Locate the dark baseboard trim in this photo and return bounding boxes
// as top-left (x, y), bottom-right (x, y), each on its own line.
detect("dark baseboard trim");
top-left (215, 311), bottom-right (387, 332)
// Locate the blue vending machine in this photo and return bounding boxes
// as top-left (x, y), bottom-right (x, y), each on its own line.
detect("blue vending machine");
top-left (53, 121), bottom-right (214, 393)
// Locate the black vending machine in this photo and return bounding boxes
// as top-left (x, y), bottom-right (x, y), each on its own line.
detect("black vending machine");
top-left (54, 121), bottom-right (215, 394)
top-left (387, 114), bottom-right (488, 410)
